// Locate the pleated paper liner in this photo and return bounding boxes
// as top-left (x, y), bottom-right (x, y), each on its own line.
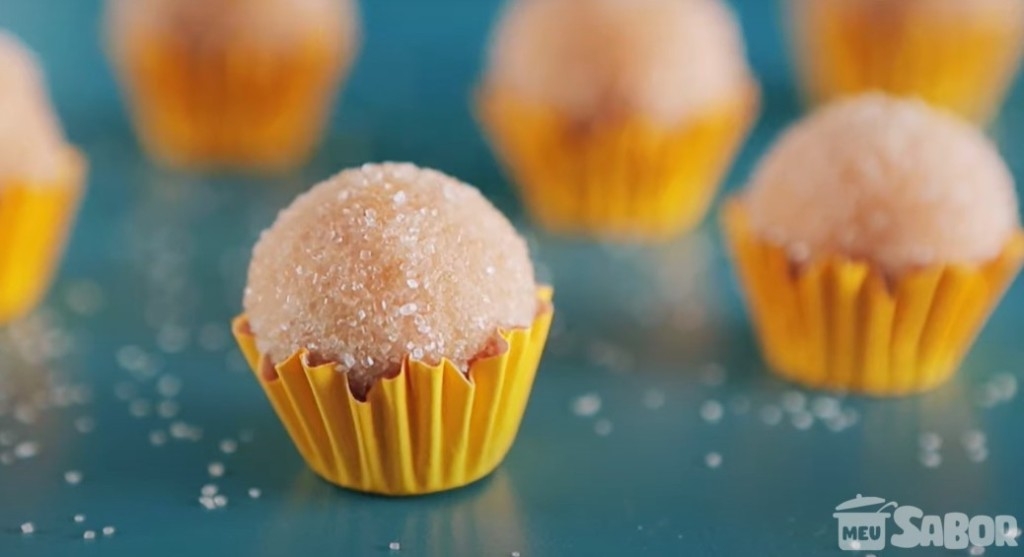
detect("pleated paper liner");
top-left (0, 149), bottom-right (87, 324)
top-left (476, 86), bottom-right (758, 241)
top-left (788, 0), bottom-right (1024, 122)
top-left (722, 200), bottom-right (1024, 396)
top-left (232, 288), bottom-right (553, 496)
top-left (110, 33), bottom-right (353, 171)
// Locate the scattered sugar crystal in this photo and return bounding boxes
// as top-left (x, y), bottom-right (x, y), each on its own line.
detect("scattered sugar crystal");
top-left (919, 451), bottom-right (942, 468)
top-left (199, 496), bottom-right (216, 510)
top-left (116, 345), bottom-right (148, 372)
top-left (219, 439), bottom-right (238, 454)
top-left (64, 280), bottom-right (105, 316)
top-left (760, 405), bottom-right (783, 426)
top-left (824, 415), bottom-right (851, 433)
top-left (571, 393), bottom-right (601, 417)
top-left (20, 522), bottom-right (34, 535)
top-left (791, 412), bottom-right (814, 430)
top-left (83, 530), bottom-right (96, 540)
top-left (389, 541), bottom-right (401, 551)
top-left (970, 546), bottom-right (986, 556)
top-left (208, 462), bottom-right (225, 477)
top-left (962, 430), bottom-right (987, 451)
top-left (781, 391), bottom-right (806, 413)
top-left (156, 324), bottom-right (190, 353)
top-left (594, 419), bottom-right (613, 436)
top-left (157, 400), bottom-right (179, 419)
top-left (14, 405), bottom-right (37, 424)
top-left (987, 373), bottom-right (1018, 404)
top-left (73, 514), bottom-right (86, 523)
top-left (201, 484), bottom-right (218, 497)
top-left (64, 470), bottom-right (83, 485)
top-left (511, 552), bottom-right (521, 557)
top-left (102, 526), bottom-right (115, 537)
top-left (243, 164), bottom-right (537, 399)
top-left (213, 495), bottom-right (228, 508)
top-left (810, 397), bottom-right (840, 419)
top-left (14, 441), bottom-right (38, 459)
top-left (156, 375), bottom-right (182, 398)
top-left (919, 432), bottom-right (943, 452)
top-left (169, 421), bottom-right (202, 441)
top-left (967, 448), bottom-right (989, 463)
top-left (642, 389), bottom-right (665, 410)
top-left (704, 452), bottom-right (723, 469)
top-left (699, 400), bottom-right (723, 423)
top-left (248, 488), bottom-right (262, 499)
top-left (149, 430), bottom-right (167, 446)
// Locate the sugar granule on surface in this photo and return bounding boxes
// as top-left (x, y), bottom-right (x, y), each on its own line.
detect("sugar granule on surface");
top-left (642, 389), bottom-right (665, 410)
top-left (208, 462), bottom-right (225, 477)
top-left (572, 393), bottom-right (602, 417)
top-left (705, 452), bottom-right (723, 469)
top-left (699, 400), bottom-right (724, 423)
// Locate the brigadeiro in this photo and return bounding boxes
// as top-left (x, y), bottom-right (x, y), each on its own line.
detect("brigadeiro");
top-left (0, 31), bottom-right (87, 323)
top-left (476, 0), bottom-right (759, 240)
top-left (723, 93), bottom-right (1024, 396)
top-left (234, 162), bottom-right (553, 495)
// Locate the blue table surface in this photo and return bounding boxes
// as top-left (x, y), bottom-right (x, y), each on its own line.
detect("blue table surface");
top-left (3, 1), bottom-right (1024, 556)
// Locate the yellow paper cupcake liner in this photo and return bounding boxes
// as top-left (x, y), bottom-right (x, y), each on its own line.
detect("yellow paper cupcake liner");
top-left (477, 87), bottom-right (758, 241)
top-left (722, 201), bottom-right (1024, 396)
top-left (0, 149), bottom-right (87, 324)
top-left (232, 288), bottom-right (553, 496)
top-left (788, 0), bottom-right (1024, 122)
top-left (110, 34), bottom-right (354, 171)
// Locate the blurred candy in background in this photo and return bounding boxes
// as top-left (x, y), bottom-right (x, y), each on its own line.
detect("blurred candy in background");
top-left (788, 0), bottom-right (1024, 123)
top-left (0, 32), bottom-right (86, 324)
top-left (477, 0), bottom-right (759, 241)
top-left (104, 0), bottom-right (361, 171)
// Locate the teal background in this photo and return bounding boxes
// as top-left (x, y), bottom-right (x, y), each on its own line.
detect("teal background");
top-left (2, 1), bottom-right (1024, 556)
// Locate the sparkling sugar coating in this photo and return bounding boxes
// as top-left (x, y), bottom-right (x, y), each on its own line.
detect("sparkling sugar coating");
top-left (0, 32), bottom-right (67, 183)
top-left (244, 163), bottom-right (537, 397)
top-left (743, 94), bottom-right (1019, 275)
top-left (485, 0), bottom-right (753, 125)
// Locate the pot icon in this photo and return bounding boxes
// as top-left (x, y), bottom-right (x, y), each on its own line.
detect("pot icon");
top-left (834, 494), bottom-right (898, 551)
